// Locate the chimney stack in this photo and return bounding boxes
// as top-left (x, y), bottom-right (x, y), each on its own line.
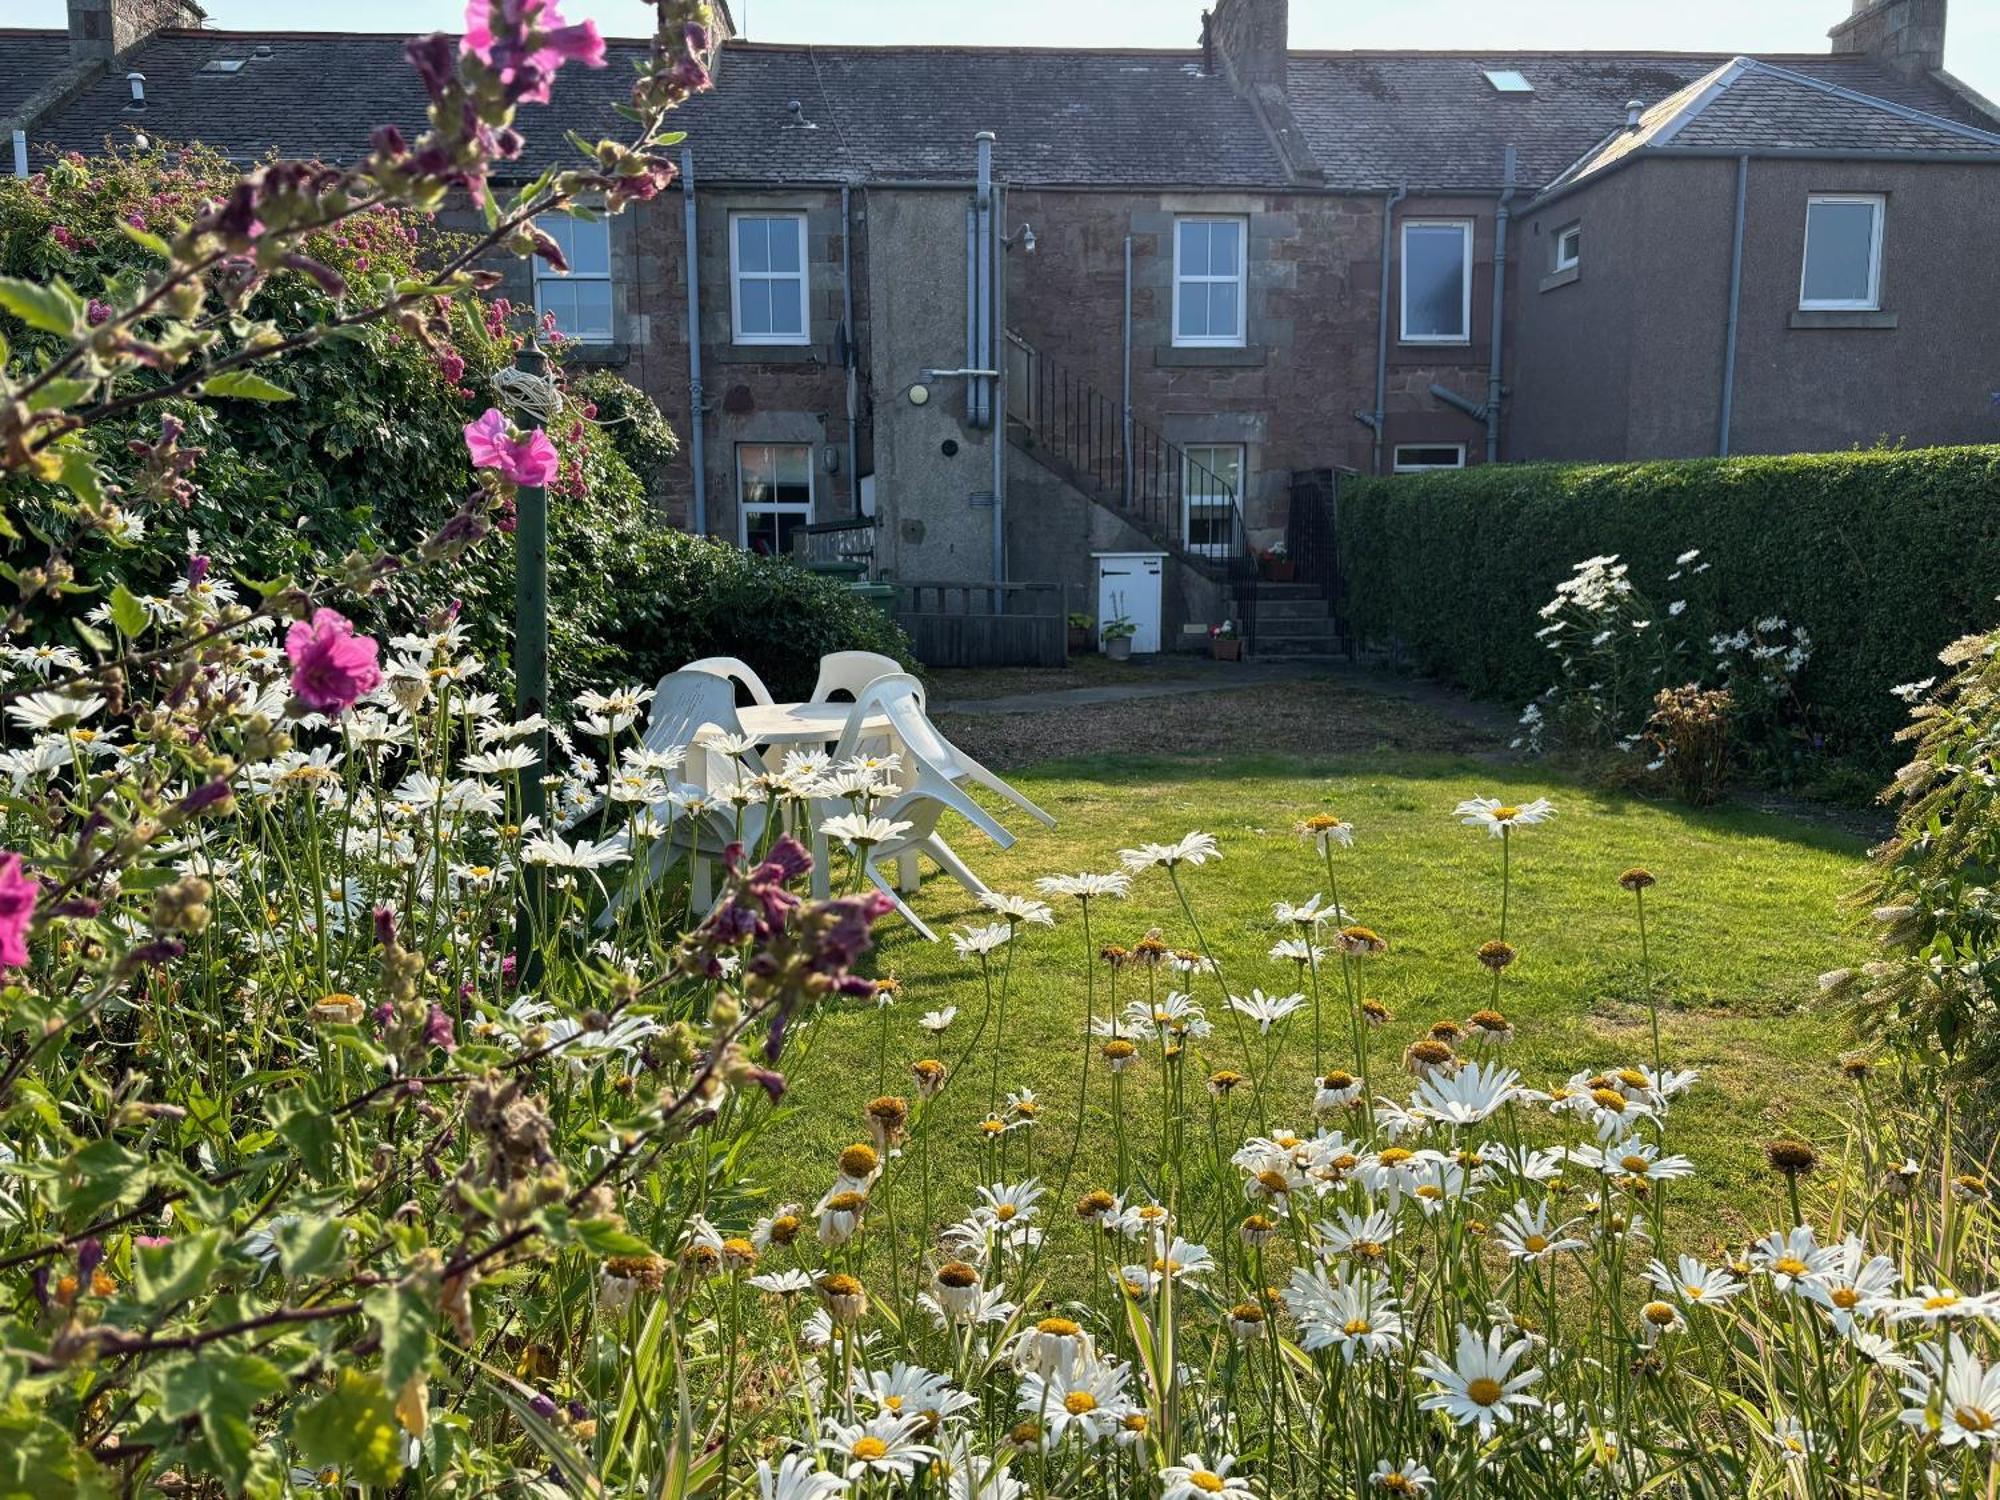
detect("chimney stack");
top-left (67, 0), bottom-right (206, 65)
top-left (1829, 0), bottom-right (1947, 82)
top-left (1204, 0), bottom-right (1287, 92)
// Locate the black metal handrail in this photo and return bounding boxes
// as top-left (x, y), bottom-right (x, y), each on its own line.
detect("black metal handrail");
top-left (1287, 467), bottom-right (1357, 658)
top-left (794, 515), bottom-right (876, 576)
top-left (1005, 332), bottom-right (1261, 648)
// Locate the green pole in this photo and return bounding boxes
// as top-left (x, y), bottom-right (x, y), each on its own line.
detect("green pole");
top-left (512, 336), bottom-right (550, 982)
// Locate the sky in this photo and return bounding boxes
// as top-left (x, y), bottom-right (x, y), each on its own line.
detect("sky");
top-left (16, 0), bottom-right (2000, 101)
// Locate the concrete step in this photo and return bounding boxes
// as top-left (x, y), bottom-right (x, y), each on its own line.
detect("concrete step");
top-left (1252, 619), bottom-right (1340, 645)
top-left (1255, 635), bottom-right (1340, 657)
top-left (1251, 597), bottom-right (1331, 622)
top-left (1245, 582), bottom-right (1325, 600)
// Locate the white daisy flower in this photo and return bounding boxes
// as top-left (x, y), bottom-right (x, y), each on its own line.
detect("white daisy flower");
top-left (1419, 1324), bottom-right (1544, 1438)
top-left (1230, 989), bottom-right (1306, 1034)
top-left (756, 1451), bottom-right (845, 1500)
top-left (1412, 1060), bottom-right (1521, 1125)
top-left (1033, 871), bottom-right (1132, 901)
top-left (1453, 796), bottom-right (1557, 837)
top-left (1494, 1201), bottom-right (1585, 1262)
top-left (818, 1412), bottom-right (937, 1481)
top-left (1117, 831), bottom-right (1221, 872)
top-left (978, 891), bottom-right (1056, 927)
top-left (1646, 1254), bottom-right (1744, 1308)
top-left (1159, 1453), bottom-right (1251, 1500)
top-left (1284, 1264), bottom-right (1403, 1363)
top-left (950, 923), bottom-right (1014, 959)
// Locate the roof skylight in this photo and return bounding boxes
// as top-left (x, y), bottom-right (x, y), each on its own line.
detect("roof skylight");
top-left (1483, 69), bottom-right (1534, 93)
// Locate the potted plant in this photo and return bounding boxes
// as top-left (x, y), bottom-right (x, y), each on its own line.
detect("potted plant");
top-left (1067, 611), bottom-right (1096, 656)
top-left (1209, 620), bottom-right (1243, 662)
top-left (1102, 615), bottom-right (1137, 662)
top-left (1260, 542), bottom-right (1296, 583)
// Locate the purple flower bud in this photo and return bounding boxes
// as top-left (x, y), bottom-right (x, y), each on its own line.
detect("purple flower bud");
top-left (371, 123), bottom-right (409, 157)
top-left (76, 1237), bottom-right (104, 1280)
top-left (374, 906), bottom-right (397, 947)
top-left (405, 32), bottom-right (458, 97)
top-left (530, 1393), bottom-right (558, 1419)
top-left (424, 1004), bottom-right (457, 1052)
top-left (130, 938), bottom-right (186, 965)
top-left (186, 553), bottom-right (210, 586)
top-left (177, 779), bottom-right (233, 817)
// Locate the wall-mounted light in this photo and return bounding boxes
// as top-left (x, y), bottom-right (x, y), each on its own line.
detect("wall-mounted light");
top-left (907, 383), bottom-right (931, 407)
top-left (1004, 222), bottom-right (1036, 254)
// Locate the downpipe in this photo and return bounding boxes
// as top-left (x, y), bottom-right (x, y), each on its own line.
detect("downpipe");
top-left (1485, 148), bottom-right (1515, 464)
top-left (1357, 184), bottom-right (1408, 476)
top-left (679, 148), bottom-right (707, 535)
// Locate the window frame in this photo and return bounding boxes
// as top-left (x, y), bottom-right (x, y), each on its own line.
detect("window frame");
top-left (1181, 441), bottom-right (1247, 560)
top-left (531, 212), bottom-right (614, 345)
top-left (1399, 219), bottom-right (1475, 345)
top-left (729, 211), bottom-right (812, 347)
top-left (1392, 443), bottom-right (1468, 474)
top-left (1171, 215), bottom-right (1250, 349)
top-left (1553, 223), bottom-right (1581, 273)
top-left (735, 441), bottom-right (816, 556)
top-left (1798, 193), bottom-right (1885, 312)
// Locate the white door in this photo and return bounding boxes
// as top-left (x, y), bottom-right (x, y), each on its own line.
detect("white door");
top-left (1095, 554), bottom-right (1164, 654)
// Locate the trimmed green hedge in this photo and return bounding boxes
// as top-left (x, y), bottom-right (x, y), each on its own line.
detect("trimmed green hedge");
top-left (1337, 446), bottom-right (2000, 772)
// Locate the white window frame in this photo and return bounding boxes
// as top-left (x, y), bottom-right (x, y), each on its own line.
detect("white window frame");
top-left (1400, 219), bottom-right (1474, 345)
top-left (729, 211), bottom-right (811, 346)
top-left (1554, 223), bottom-right (1581, 273)
top-left (532, 213), bottom-right (614, 345)
top-left (1392, 443), bottom-right (1468, 473)
top-left (1181, 442), bottom-right (1246, 560)
top-left (735, 442), bottom-right (815, 555)
top-left (1171, 216), bottom-right (1249, 349)
top-left (1799, 193), bottom-right (1885, 312)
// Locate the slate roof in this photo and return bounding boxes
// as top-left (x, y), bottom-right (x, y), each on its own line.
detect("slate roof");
top-left (0, 30), bottom-right (76, 124)
top-left (13, 30), bottom-right (2000, 193)
top-left (1546, 55), bottom-right (2000, 195)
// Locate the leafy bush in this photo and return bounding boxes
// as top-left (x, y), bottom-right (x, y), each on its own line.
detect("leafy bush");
top-left (1339, 447), bottom-right (2000, 780)
top-left (1645, 682), bottom-right (1734, 805)
top-left (1840, 626), bottom-right (2000, 1069)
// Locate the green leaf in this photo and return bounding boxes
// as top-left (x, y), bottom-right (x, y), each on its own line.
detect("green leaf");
top-left (108, 583), bottom-right (148, 639)
top-left (572, 1217), bottom-right (653, 1257)
top-left (60, 1137), bottom-right (149, 1221)
top-left (56, 448), bottom-right (103, 508)
top-left (158, 1352), bottom-right (289, 1489)
top-left (269, 1089), bottom-right (335, 1184)
top-left (0, 1396), bottom-right (109, 1499)
top-left (116, 220), bottom-right (173, 259)
top-left (133, 1228), bottom-right (222, 1306)
top-left (272, 1216), bottom-right (348, 1280)
top-left (0, 275), bottom-right (85, 337)
top-left (365, 1283), bottom-right (434, 1390)
top-left (23, 378), bottom-right (94, 413)
top-left (199, 369), bottom-right (296, 403)
top-left (292, 1370), bottom-right (405, 1489)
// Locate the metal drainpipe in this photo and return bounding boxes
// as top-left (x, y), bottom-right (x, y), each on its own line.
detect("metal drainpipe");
top-left (840, 182), bottom-right (860, 515)
top-left (1717, 154), bottom-right (1750, 457)
top-left (1485, 148), bottom-right (1516, 464)
top-left (679, 148), bottom-right (707, 536)
top-left (991, 176), bottom-right (1006, 591)
top-left (1122, 235), bottom-right (1134, 509)
top-left (1371, 184), bottom-right (1408, 476)
top-left (11, 130), bottom-right (27, 180)
top-left (965, 204), bottom-right (978, 425)
top-left (974, 132), bottom-right (995, 431)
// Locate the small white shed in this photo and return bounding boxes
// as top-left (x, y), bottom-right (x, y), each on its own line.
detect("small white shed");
top-left (1093, 551), bottom-right (1166, 654)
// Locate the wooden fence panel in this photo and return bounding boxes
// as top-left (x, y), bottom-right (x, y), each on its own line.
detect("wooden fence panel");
top-left (889, 579), bottom-right (1067, 669)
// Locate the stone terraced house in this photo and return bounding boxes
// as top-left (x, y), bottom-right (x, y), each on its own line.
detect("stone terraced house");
top-left (5, 0), bottom-right (1998, 656)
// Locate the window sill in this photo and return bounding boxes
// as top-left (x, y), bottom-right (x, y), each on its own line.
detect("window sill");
top-left (1397, 338), bottom-right (1472, 349)
top-left (1789, 309), bottom-right (1898, 330)
top-left (716, 344), bottom-right (821, 365)
top-left (1539, 265), bottom-right (1580, 293)
top-left (561, 341), bottom-right (629, 367)
top-left (1155, 344), bottom-right (1266, 368)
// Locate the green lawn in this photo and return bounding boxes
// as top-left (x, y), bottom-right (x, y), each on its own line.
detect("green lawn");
top-left (763, 747), bottom-right (1872, 1268)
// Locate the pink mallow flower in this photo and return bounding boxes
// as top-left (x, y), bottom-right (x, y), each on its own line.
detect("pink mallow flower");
top-left (0, 853), bottom-right (37, 969)
top-left (285, 608), bottom-right (384, 715)
top-left (464, 407), bottom-right (559, 487)
top-left (463, 0), bottom-right (605, 105)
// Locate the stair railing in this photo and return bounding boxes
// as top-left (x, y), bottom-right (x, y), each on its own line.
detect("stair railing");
top-left (1006, 331), bottom-right (1262, 649)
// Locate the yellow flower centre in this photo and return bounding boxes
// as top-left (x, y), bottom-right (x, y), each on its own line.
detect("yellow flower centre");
top-left (1037, 1317), bottom-right (1080, 1337)
top-left (852, 1437), bottom-right (888, 1461)
top-left (1353, 1240), bottom-right (1385, 1260)
top-left (1523, 1234), bottom-right (1549, 1253)
top-left (1591, 1090), bottom-right (1626, 1111)
top-left (1381, 1476), bottom-right (1416, 1496)
top-left (1492, 806), bottom-right (1521, 821)
top-left (1343, 1317), bottom-right (1373, 1336)
top-left (995, 1204), bottom-right (1017, 1221)
top-left (1620, 1156), bottom-right (1650, 1174)
top-left (1773, 1257), bottom-right (1808, 1277)
top-left (1064, 1392), bottom-right (1098, 1415)
top-left (1466, 1377), bottom-right (1505, 1407)
top-left (1379, 1148), bottom-right (1414, 1167)
top-left (1257, 1171), bottom-right (1290, 1194)
top-left (1416, 1185), bottom-right (1444, 1200)
top-left (1684, 1285), bottom-right (1706, 1300)
top-left (1617, 1069), bottom-right (1648, 1088)
top-left (1832, 1287), bottom-right (1860, 1310)
top-left (883, 1396), bottom-right (903, 1412)
top-left (1927, 1294), bottom-right (1960, 1310)
top-left (1958, 1406), bottom-right (1996, 1433)
top-left (1190, 1473), bottom-right (1226, 1494)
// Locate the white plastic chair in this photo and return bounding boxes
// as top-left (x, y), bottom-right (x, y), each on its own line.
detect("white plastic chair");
top-left (809, 651), bottom-right (918, 706)
top-left (682, 656), bottom-right (776, 708)
top-left (841, 794), bottom-right (993, 942)
top-left (827, 675), bottom-right (1015, 851)
top-left (867, 673), bottom-right (1056, 833)
top-left (562, 670), bottom-right (764, 831)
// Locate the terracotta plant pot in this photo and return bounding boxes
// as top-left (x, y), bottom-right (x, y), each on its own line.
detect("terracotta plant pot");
top-left (1262, 560), bottom-right (1297, 583)
top-left (1067, 626), bottom-right (1094, 655)
top-left (1211, 638), bottom-right (1243, 662)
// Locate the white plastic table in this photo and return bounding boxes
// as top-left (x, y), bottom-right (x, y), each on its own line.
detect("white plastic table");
top-left (696, 700), bottom-right (897, 899)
